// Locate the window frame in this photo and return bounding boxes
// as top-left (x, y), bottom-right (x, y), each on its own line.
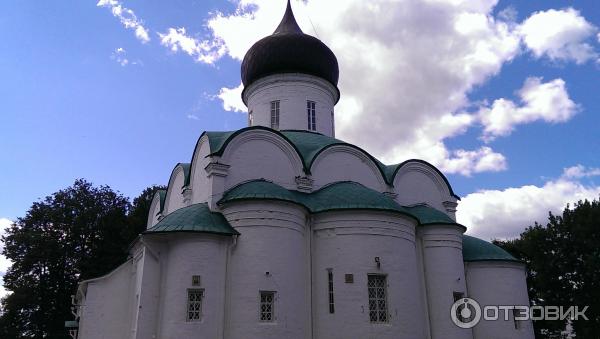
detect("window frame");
top-left (186, 288), bottom-right (204, 322)
top-left (259, 290), bottom-right (276, 322)
top-left (367, 274), bottom-right (389, 323)
top-left (307, 100), bottom-right (316, 131)
top-left (327, 269), bottom-right (335, 314)
top-left (330, 110), bottom-right (335, 136)
top-left (270, 101), bottom-right (280, 130)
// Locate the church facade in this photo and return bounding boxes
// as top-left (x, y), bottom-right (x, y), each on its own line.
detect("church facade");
top-left (72, 2), bottom-right (535, 339)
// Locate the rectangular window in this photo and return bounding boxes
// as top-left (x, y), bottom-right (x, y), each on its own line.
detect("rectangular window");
top-left (307, 101), bottom-right (316, 131)
top-left (328, 269), bottom-right (335, 314)
top-left (331, 110), bottom-right (335, 136)
top-left (453, 291), bottom-right (464, 302)
top-left (260, 291), bottom-right (275, 322)
top-left (187, 289), bottom-right (203, 321)
top-left (368, 274), bottom-right (388, 323)
top-left (270, 101), bottom-right (280, 129)
top-left (248, 110), bottom-right (253, 126)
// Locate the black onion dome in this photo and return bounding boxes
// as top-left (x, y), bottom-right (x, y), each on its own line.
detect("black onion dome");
top-left (241, 0), bottom-right (339, 98)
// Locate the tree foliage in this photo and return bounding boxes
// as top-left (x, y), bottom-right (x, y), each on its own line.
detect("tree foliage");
top-left (495, 198), bottom-right (600, 338)
top-left (0, 179), bottom-right (165, 338)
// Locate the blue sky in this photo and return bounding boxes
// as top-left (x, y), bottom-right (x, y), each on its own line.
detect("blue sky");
top-left (1, 0), bottom-right (600, 242)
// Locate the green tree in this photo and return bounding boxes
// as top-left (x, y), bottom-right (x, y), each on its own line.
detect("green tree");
top-left (0, 179), bottom-right (163, 338)
top-left (495, 198), bottom-right (600, 338)
top-left (125, 185), bottom-right (166, 239)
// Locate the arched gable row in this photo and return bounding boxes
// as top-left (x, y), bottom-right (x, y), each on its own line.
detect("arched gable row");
top-left (158, 127), bottom-right (459, 218)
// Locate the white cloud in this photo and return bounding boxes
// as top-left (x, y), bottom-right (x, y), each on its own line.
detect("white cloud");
top-left (562, 164), bottom-right (600, 179)
top-left (198, 2), bottom-right (596, 176)
top-left (217, 82), bottom-right (246, 113)
top-left (187, 114), bottom-right (200, 120)
top-left (97, 0), bottom-right (150, 43)
top-left (110, 47), bottom-right (129, 66)
top-left (157, 28), bottom-right (226, 64)
top-left (0, 218), bottom-right (13, 298)
top-left (479, 77), bottom-right (578, 141)
top-left (457, 171), bottom-right (600, 240)
top-left (519, 8), bottom-right (598, 64)
top-left (205, 0), bottom-right (525, 175)
top-left (109, 47), bottom-right (142, 67)
top-left (442, 146), bottom-right (507, 176)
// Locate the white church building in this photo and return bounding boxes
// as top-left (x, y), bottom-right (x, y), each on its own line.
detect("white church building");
top-left (71, 2), bottom-right (535, 339)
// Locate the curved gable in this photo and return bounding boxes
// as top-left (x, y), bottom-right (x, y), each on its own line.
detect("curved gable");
top-left (282, 130), bottom-right (390, 183)
top-left (189, 134), bottom-right (212, 204)
top-left (147, 189), bottom-right (166, 229)
top-left (392, 160), bottom-right (457, 213)
top-left (219, 128), bottom-right (304, 190)
top-left (389, 159), bottom-right (458, 198)
top-left (310, 144), bottom-right (387, 192)
top-left (163, 163), bottom-right (191, 214)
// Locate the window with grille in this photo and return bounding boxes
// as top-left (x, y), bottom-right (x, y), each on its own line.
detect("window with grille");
top-left (186, 289), bottom-right (203, 321)
top-left (307, 101), bottom-right (316, 131)
top-left (260, 291), bottom-right (275, 322)
top-left (270, 101), bottom-right (280, 129)
top-left (328, 269), bottom-right (335, 314)
top-left (368, 274), bottom-right (388, 323)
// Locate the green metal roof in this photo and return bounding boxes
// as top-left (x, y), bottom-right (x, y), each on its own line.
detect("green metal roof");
top-left (145, 203), bottom-right (239, 236)
top-left (219, 179), bottom-right (460, 226)
top-left (406, 204), bottom-right (455, 225)
top-left (301, 181), bottom-right (410, 213)
top-left (155, 189), bottom-right (167, 215)
top-left (180, 163), bottom-right (191, 187)
top-left (168, 163), bottom-right (192, 189)
top-left (462, 235), bottom-right (520, 262)
top-left (199, 127), bottom-right (458, 198)
top-left (219, 179), bottom-right (299, 203)
top-left (205, 131), bottom-right (236, 154)
top-left (281, 131), bottom-right (388, 177)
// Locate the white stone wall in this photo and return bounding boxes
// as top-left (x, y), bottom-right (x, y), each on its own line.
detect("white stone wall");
top-left (465, 261), bottom-right (535, 339)
top-left (220, 129), bottom-right (303, 192)
top-left (164, 166), bottom-right (186, 215)
top-left (419, 225), bottom-right (472, 339)
top-left (244, 74), bottom-right (338, 137)
top-left (310, 146), bottom-right (387, 192)
top-left (393, 162), bottom-right (455, 217)
top-left (311, 210), bottom-right (427, 339)
top-left (133, 246), bottom-right (162, 339)
top-left (156, 234), bottom-right (230, 339)
top-left (78, 116), bottom-right (534, 339)
top-left (190, 135), bottom-right (211, 204)
top-left (147, 193), bottom-right (162, 229)
top-left (222, 201), bottom-right (309, 339)
top-left (77, 260), bottom-right (135, 339)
